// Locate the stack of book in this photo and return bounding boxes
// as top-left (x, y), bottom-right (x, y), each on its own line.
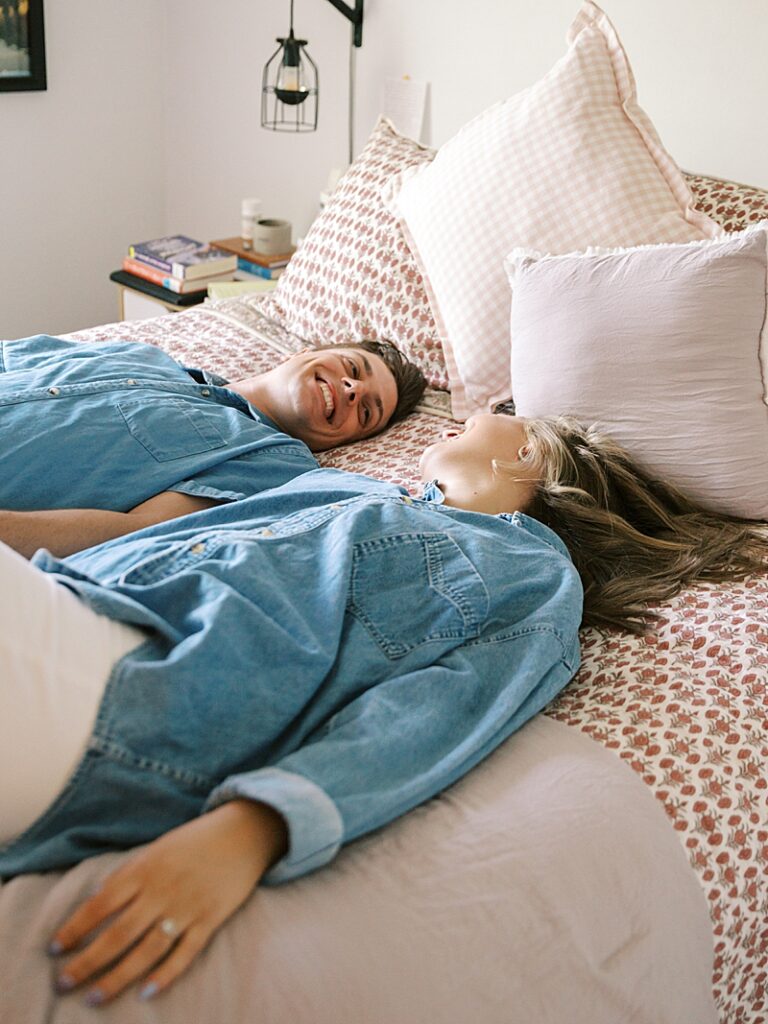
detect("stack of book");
top-left (121, 235), bottom-right (238, 296)
top-left (210, 237), bottom-right (295, 281)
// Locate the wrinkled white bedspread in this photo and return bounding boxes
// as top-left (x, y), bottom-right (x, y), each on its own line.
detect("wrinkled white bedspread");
top-left (0, 718), bottom-right (716, 1024)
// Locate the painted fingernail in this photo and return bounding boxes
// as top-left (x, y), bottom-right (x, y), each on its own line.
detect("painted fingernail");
top-left (47, 939), bottom-right (64, 956)
top-left (55, 973), bottom-right (76, 992)
top-left (84, 988), bottom-right (104, 1007)
top-left (139, 981), bottom-right (159, 1001)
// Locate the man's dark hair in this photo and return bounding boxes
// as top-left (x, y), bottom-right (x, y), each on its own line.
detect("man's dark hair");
top-left (337, 340), bottom-right (426, 425)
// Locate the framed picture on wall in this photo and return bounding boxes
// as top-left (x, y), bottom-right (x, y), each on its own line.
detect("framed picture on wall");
top-left (0, 0), bottom-right (46, 92)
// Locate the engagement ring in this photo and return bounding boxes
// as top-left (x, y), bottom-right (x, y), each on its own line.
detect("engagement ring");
top-left (159, 917), bottom-right (180, 939)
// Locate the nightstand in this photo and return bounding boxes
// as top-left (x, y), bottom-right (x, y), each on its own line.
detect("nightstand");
top-left (110, 270), bottom-right (207, 322)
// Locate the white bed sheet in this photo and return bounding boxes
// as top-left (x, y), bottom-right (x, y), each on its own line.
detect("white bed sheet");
top-left (0, 718), bottom-right (716, 1024)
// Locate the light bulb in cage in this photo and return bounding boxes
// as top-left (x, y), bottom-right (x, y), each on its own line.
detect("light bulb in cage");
top-left (261, 0), bottom-right (363, 136)
top-left (261, 2), bottom-right (318, 132)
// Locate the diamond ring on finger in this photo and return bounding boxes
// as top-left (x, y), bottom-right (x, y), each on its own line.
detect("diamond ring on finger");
top-left (158, 917), bottom-right (181, 940)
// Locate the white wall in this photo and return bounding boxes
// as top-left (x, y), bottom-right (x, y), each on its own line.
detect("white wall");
top-left (0, 0), bottom-right (166, 338)
top-left (162, 0), bottom-right (768, 249)
top-left (354, 0), bottom-right (768, 187)
top-left (161, 0), bottom-right (355, 249)
top-left (1, 0), bottom-right (767, 339)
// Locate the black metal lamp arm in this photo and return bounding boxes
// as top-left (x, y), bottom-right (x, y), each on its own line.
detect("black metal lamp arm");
top-left (324, 0), bottom-right (364, 47)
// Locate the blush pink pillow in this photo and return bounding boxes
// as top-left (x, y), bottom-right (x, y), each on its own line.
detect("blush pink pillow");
top-left (387, 2), bottom-right (720, 419)
top-left (506, 224), bottom-right (768, 520)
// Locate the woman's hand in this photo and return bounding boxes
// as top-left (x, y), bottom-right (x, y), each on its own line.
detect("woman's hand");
top-left (48, 800), bottom-right (288, 1006)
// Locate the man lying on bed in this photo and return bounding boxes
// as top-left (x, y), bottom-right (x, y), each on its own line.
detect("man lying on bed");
top-left (0, 334), bottom-right (425, 557)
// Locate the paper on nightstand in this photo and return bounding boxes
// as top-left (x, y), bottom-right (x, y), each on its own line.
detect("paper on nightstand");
top-left (208, 280), bottom-right (277, 300)
top-left (382, 76), bottom-right (428, 143)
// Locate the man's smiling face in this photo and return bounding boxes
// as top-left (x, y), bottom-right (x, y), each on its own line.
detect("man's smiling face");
top-left (258, 346), bottom-right (399, 451)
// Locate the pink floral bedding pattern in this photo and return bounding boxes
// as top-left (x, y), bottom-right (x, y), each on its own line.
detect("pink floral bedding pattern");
top-left (685, 173), bottom-right (768, 232)
top-left (65, 307), bottom-right (298, 381)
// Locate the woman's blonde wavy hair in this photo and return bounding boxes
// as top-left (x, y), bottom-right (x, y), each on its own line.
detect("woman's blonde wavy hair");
top-left (500, 416), bottom-right (768, 635)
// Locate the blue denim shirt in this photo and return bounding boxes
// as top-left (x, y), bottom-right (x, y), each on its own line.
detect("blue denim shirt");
top-left (0, 470), bottom-right (582, 882)
top-left (0, 335), bottom-right (317, 510)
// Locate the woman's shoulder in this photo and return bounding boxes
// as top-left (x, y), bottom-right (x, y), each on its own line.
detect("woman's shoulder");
top-left (500, 511), bottom-right (572, 563)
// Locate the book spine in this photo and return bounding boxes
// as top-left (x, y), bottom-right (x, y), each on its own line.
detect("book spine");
top-left (236, 258), bottom-right (282, 279)
top-left (123, 257), bottom-right (169, 286)
top-left (128, 247), bottom-right (174, 273)
top-left (160, 275), bottom-right (208, 294)
top-left (241, 256), bottom-right (290, 270)
top-left (123, 258), bottom-right (211, 294)
top-left (236, 249), bottom-right (291, 269)
top-left (170, 257), bottom-right (236, 280)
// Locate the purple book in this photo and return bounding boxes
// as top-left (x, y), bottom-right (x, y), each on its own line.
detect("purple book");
top-left (129, 236), bottom-right (237, 279)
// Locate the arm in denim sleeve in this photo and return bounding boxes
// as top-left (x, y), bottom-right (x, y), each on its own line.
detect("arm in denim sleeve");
top-left (204, 624), bottom-right (580, 883)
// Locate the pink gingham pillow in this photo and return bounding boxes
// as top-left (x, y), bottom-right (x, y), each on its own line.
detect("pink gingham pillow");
top-left (387, 2), bottom-right (720, 419)
top-left (259, 119), bottom-right (447, 390)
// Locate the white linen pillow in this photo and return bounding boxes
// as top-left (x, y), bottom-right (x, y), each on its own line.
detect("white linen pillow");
top-left (505, 224), bottom-right (768, 520)
top-left (387, 2), bottom-right (719, 420)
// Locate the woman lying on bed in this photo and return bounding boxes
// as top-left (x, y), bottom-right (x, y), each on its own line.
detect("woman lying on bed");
top-left (0, 413), bottom-right (764, 1008)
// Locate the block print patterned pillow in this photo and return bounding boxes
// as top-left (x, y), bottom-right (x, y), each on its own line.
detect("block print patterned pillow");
top-left (685, 173), bottom-right (768, 232)
top-left (259, 118), bottom-right (447, 390)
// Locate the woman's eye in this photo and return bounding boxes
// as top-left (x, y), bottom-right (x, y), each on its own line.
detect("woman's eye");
top-left (363, 406), bottom-right (371, 425)
top-left (347, 359), bottom-right (360, 379)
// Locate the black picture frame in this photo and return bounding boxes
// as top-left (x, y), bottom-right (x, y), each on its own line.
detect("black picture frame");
top-left (0, 0), bottom-right (46, 93)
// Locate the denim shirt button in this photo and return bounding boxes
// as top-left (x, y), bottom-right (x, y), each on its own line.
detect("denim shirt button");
top-left (402, 496), bottom-right (413, 504)
top-left (47, 386), bottom-right (60, 396)
top-left (330, 504), bottom-right (341, 510)
top-left (200, 388), bottom-right (211, 397)
top-left (261, 528), bottom-right (274, 537)
top-left (190, 542), bottom-right (205, 554)
top-left (126, 379), bottom-right (137, 386)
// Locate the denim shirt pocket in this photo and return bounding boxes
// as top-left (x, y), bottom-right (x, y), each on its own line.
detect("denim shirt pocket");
top-left (117, 397), bottom-right (228, 461)
top-left (349, 533), bottom-right (490, 659)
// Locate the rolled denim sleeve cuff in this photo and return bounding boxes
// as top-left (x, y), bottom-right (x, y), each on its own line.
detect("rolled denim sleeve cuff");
top-left (203, 767), bottom-right (344, 884)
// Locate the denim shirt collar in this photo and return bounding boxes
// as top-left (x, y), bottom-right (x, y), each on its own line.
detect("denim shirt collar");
top-left (185, 366), bottom-right (229, 388)
top-left (183, 365), bottom-right (282, 432)
top-left (420, 479), bottom-right (446, 504)
top-left (421, 480), bottom-right (570, 560)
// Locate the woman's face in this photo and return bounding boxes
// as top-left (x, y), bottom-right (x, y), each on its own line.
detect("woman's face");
top-left (419, 414), bottom-right (539, 516)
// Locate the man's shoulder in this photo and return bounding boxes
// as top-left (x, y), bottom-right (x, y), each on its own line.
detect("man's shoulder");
top-left (1, 334), bottom-right (79, 373)
top-left (1, 335), bottom-right (181, 376)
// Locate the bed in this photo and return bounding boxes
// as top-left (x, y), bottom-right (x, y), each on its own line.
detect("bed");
top-left (1, 169), bottom-right (766, 1024)
top-left (3, 2), bottom-right (768, 1014)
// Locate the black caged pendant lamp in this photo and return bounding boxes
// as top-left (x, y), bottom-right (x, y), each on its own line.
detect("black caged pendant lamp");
top-left (261, 0), bottom-right (364, 141)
